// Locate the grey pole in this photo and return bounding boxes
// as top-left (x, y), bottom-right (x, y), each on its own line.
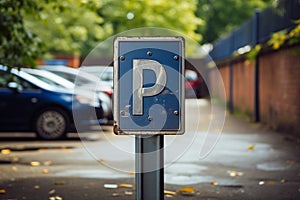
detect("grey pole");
top-left (135, 135), bottom-right (164, 200)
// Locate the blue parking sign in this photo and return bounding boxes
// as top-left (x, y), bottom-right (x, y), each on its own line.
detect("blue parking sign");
top-left (113, 37), bottom-right (185, 135)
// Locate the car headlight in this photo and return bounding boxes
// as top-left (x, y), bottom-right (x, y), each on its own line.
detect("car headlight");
top-left (75, 94), bottom-right (100, 107)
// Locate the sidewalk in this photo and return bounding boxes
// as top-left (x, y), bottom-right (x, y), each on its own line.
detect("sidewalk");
top-left (0, 100), bottom-right (300, 200)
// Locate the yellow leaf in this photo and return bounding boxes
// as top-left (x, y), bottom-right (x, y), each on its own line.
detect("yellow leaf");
top-left (229, 171), bottom-right (237, 177)
top-left (42, 169), bottom-right (49, 174)
top-left (280, 35), bottom-right (286, 41)
top-left (112, 193), bottom-right (120, 197)
top-left (255, 44), bottom-right (262, 51)
top-left (54, 181), bottom-right (65, 185)
top-left (0, 189), bottom-right (6, 194)
top-left (1, 149), bottom-right (11, 155)
top-left (273, 42), bottom-right (280, 50)
top-left (228, 170), bottom-right (243, 177)
top-left (119, 184), bottom-right (133, 189)
top-left (210, 181), bottom-right (218, 185)
top-left (30, 161), bottom-right (41, 167)
top-left (164, 190), bottom-right (176, 195)
top-left (289, 31), bottom-right (295, 38)
top-left (268, 180), bottom-right (276, 185)
top-left (11, 166), bottom-right (18, 172)
top-left (247, 144), bottom-right (255, 151)
top-left (177, 186), bottom-right (195, 194)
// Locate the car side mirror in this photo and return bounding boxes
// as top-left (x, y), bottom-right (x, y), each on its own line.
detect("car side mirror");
top-left (8, 82), bottom-right (22, 93)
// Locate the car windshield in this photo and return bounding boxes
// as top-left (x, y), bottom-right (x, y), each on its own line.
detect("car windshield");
top-left (28, 73), bottom-right (68, 88)
top-left (81, 66), bottom-right (113, 82)
top-left (101, 70), bottom-right (113, 82)
top-left (54, 71), bottom-right (92, 86)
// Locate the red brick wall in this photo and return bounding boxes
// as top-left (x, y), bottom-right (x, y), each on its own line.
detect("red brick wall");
top-left (211, 45), bottom-right (300, 135)
top-left (259, 47), bottom-right (300, 133)
top-left (232, 60), bottom-right (255, 117)
top-left (209, 66), bottom-right (228, 101)
top-left (219, 65), bottom-right (229, 102)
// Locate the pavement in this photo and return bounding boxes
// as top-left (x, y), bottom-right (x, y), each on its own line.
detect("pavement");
top-left (0, 99), bottom-right (300, 200)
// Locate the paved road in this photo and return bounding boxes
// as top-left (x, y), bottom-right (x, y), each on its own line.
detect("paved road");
top-left (0, 99), bottom-right (300, 199)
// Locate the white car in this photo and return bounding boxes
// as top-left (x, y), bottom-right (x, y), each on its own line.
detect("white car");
top-left (39, 65), bottom-right (113, 124)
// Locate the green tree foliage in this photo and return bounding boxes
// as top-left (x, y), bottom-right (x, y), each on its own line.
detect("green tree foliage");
top-left (24, 0), bottom-right (113, 57)
top-left (99, 0), bottom-right (204, 42)
top-left (196, 0), bottom-right (272, 44)
top-left (0, 0), bottom-right (42, 68)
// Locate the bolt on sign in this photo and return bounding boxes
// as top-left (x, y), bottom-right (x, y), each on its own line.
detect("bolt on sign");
top-left (113, 37), bottom-right (185, 135)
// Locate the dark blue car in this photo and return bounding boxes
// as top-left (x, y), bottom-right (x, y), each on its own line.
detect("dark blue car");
top-left (0, 66), bottom-right (103, 140)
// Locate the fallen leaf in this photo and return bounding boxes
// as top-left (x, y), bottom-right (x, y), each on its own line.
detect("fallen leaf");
top-left (164, 190), bottom-right (176, 195)
top-left (0, 189), bottom-right (6, 194)
top-left (1, 149), bottom-right (11, 155)
top-left (49, 189), bottom-right (56, 195)
top-left (112, 193), bottom-right (120, 197)
top-left (55, 196), bottom-right (63, 200)
top-left (42, 169), bottom-right (49, 174)
top-left (229, 171), bottom-right (237, 177)
top-left (128, 171), bottom-right (135, 175)
top-left (98, 158), bottom-right (105, 163)
top-left (177, 186), bottom-right (195, 195)
top-left (43, 160), bottom-right (53, 166)
top-left (34, 185), bottom-right (40, 190)
top-left (268, 180), bottom-right (276, 185)
top-left (247, 144), bottom-right (255, 151)
top-left (210, 181), bottom-right (218, 186)
top-left (54, 181), bottom-right (65, 185)
top-left (119, 184), bottom-right (133, 189)
top-left (258, 181), bottom-right (265, 185)
top-left (30, 161), bottom-right (41, 167)
top-left (49, 196), bottom-right (63, 200)
top-left (124, 190), bottom-right (133, 196)
top-left (11, 166), bottom-right (18, 172)
top-left (165, 194), bottom-right (174, 198)
top-left (227, 170), bottom-right (243, 177)
top-left (104, 184), bottom-right (118, 189)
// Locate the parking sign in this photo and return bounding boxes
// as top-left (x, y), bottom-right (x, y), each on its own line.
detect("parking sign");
top-left (114, 37), bottom-right (185, 135)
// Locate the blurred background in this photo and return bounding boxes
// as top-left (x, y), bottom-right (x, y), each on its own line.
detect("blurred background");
top-left (1, 0), bottom-right (299, 136)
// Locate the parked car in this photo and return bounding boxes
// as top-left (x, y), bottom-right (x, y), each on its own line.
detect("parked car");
top-left (185, 69), bottom-right (201, 98)
top-left (80, 66), bottom-right (113, 121)
top-left (22, 68), bottom-right (111, 124)
top-left (40, 65), bottom-right (113, 123)
top-left (0, 65), bottom-right (103, 140)
top-left (80, 65), bottom-right (113, 87)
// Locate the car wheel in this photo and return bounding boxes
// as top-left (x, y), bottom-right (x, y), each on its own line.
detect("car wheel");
top-left (35, 108), bottom-right (69, 140)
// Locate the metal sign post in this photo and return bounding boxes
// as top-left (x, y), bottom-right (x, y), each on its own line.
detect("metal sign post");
top-left (113, 37), bottom-right (185, 200)
top-left (136, 135), bottom-right (164, 200)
